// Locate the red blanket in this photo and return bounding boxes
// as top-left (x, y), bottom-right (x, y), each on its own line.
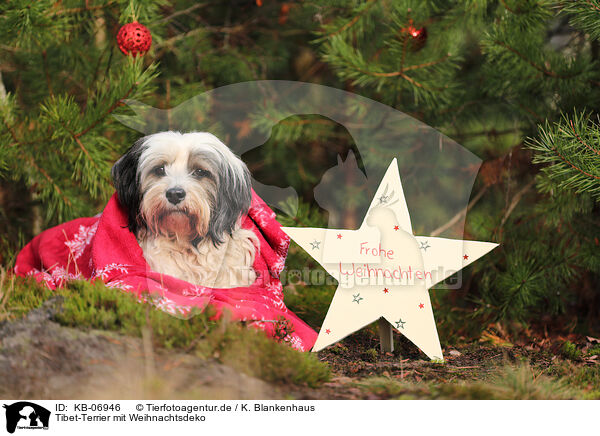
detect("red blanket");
top-left (14, 191), bottom-right (317, 351)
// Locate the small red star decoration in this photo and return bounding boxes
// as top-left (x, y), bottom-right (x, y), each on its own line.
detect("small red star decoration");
top-left (325, 329), bottom-right (331, 334)
top-left (383, 288), bottom-right (389, 294)
top-left (394, 225), bottom-right (399, 230)
top-left (419, 303), bottom-right (424, 309)
top-left (337, 233), bottom-right (342, 239)
top-left (463, 254), bottom-right (469, 260)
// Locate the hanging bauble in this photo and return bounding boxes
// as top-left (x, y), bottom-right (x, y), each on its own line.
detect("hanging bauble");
top-left (400, 20), bottom-right (427, 51)
top-left (117, 22), bottom-right (152, 57)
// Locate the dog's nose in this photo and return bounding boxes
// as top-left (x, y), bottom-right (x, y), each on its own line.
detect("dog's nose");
top-left (166, 187), bottom-right (186, 205)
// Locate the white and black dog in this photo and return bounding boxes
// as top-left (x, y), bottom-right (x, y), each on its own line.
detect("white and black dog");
top-left (111, 131), bottom-right (258, 288)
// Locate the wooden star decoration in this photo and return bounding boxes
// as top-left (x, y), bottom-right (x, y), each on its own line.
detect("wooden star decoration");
top-left (282, 159), bottom-right (498, 361)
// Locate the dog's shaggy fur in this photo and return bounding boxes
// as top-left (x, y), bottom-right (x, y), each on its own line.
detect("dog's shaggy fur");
top-left (111, 131), bottom-right (258, 288)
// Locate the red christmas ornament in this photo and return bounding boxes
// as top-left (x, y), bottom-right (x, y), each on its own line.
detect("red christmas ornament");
top-left (400, 20), bottom-right (427, 51)
top-left (117, 22), bottom-right (152, 57)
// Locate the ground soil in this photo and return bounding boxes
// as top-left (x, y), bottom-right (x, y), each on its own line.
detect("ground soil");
top-left (0, 298), bottom-right (597, 400)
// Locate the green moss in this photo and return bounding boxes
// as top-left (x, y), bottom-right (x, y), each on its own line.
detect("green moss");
top-left (362, 348), bottom-right (378, 362)
top-left (328, 343), bottom-right (349, 355)
top-left (4, 276), bottom-right (331, 389)
top-left (570, 366), bottom-right (600, 398)
top-left (549, 363), bottom-right (600, 399)
top-left (0, 275), bottom-right (54, 321)
top-left (196, 321), bottom-right (331, 388)
top-left (430, 383), bottom-right (500, 400)
top-left (489, 364), bottom-right (580, 400)
top-left (355, 377), bottom-right (497, 400)
top-left (357, 364), bottom-right (582, 400)
top-left (51, 280), bottom-right (217, 350)
top-left (354, 377), bottom-right (412, 398)
top-left (561, 341), bottom-right (582, 360)
top-left (587, 345), bottom-right (600, 356)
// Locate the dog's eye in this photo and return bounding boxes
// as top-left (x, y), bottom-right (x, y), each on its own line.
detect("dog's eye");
top-left (192, 168), bottom-right (210, 179)
top-left (152, 165), bottom-right (166, 177)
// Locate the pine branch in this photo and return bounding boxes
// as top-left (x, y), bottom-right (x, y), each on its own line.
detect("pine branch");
top-left (549, 143), bottom-right (600, 181)
top-left (563, 0), bottom-right (600, 41)
top-left (58, 120), bottom-right (101, 172)
top-left (493, 40), bottom-right (576, 80)
top-left (565, 119), bottom-right (600, 156)
top-left (2, 116), bottom-right (72, 208)
top-left (403, 55), bottom-right (451, 72)
top-left (76, 83), bottom-right (136, 138)
top-left (499, 0), bottom-right (520, 15)
top-left (25, 155), bottom-right (72, 208)
top-left (528, 112), bottom-right (600, 199)
top-left (53, 1), bottom-right (118, 15)
top-left (152, 3), bottom-right (207, 24)
top-left (323, 0), bottom-right (379, 38)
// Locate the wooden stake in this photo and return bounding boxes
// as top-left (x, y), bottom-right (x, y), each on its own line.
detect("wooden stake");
top-left (378, 318), bottom-right (394, 352)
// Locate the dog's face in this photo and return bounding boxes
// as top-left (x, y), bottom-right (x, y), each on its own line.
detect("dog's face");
top-left (111, 131), bottom-right (252, 245)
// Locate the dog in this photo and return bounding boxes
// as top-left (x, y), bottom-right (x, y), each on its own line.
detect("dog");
top-left (111, 131), bottom-right (258, 288)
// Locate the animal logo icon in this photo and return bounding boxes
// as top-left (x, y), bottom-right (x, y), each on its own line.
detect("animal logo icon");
top-left (2, 402), bottom-right (50, 434)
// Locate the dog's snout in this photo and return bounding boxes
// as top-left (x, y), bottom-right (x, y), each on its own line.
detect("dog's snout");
top-left (166, 187), bottom-right (186, 205)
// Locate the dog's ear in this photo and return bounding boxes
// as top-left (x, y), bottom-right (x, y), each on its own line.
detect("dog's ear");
top-left (111, 136), bottom-right (148, 233)
top-left (207, 158), bottom-right (252, 246)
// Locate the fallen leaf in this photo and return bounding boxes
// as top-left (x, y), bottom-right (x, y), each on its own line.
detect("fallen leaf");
top-left (480, 330), bottom-right (514, 347)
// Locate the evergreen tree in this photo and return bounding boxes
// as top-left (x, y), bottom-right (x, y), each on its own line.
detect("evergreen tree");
top-left (0, 0), bottom-right (598, 334)
top-left (307, 0), bottom-right (600, 329)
